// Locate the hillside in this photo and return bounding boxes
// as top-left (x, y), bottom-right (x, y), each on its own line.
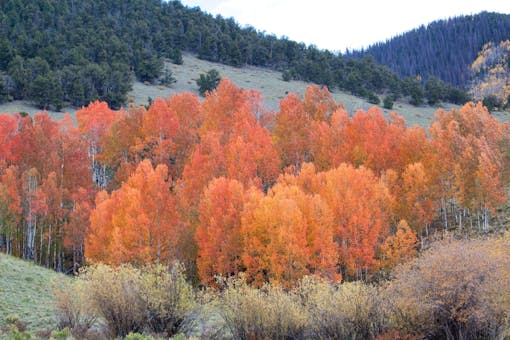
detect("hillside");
top-left (0, 253), bottom-right (64, 335)
top-left (470, 40), bottom-right (510, 110)
top-left (349, 12), bottom-right (510, 88)
top-left (0, 53), bottom-right (474, 128)
top-left (0, 0), bottom-right (468, 112)
top-left (159, 54), bottom-right (468, 127)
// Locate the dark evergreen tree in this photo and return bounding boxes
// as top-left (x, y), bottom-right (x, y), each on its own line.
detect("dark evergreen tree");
top-left (196, 69), bottom-right (221, 96)
top-left (425, 76), bottom-right (447, 105)
top-left (0, 37), bottom-right (14, 71)
top-left (483, 95), bottom-right (501, 112)
top-left (383, 95), bottom-right (394, 109)
top-left (134, 50), bottom-right (164, 83)
top-left (0, 77), bottom-right (7, 103)
top-left (160, 68), bottom-right (177, 87)
top-left (402, 77), bottom-right (425, 106)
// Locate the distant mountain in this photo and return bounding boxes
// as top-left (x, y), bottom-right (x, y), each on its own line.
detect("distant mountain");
top-left (348, 12), bottom-right (510, 88)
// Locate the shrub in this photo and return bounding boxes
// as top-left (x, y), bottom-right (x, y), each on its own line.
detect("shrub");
top-left (384, 237), bottom-right (510, 339)
top-left (282, 70), bottom-right (292, 82)
top-left (53, 279), bottom-right (97, 337)
top-left (140, 263), bottom-right (196, 337)
top-left (4, 325), bottom-right (31, 340)
top-left (73, 263), bottom-right (195, 338)
top-left (81, 264), bottom-right (146, 338)
top-left (50, 327), bottom-right (71, 340)
top-left (125, 332), bottom-right (156, 340)
top-left (367, 91), bottom-right (380, 105)
top-left (214, 276), bottom-right (308, 339)
top-left (4, 315), bottom-right (27, 334)
top-left (296, 277), bottom-right (385, 339)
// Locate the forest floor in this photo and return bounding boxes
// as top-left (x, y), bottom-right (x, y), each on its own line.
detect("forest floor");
top-left (1, 53), bottom-right (508, 127)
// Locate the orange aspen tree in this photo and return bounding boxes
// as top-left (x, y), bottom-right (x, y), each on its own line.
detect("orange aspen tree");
top-left (312, 164), bottom-right (392, 280)
top-left (380, 219), bottom-right (418, 270)
top-left (0, 166), bottom-right (22, 255)
top-left (165, 92), bottom-right (203, 179)
top-left (241, 182), bottom-right (338, 288)
top-left (76, 101), bottom-right (122, 188)
top-left (86, 160), bottom-right (179, 265)
top-left (273, 93), bottom-right (312, 170)
top-left (195, 177), bottom-right (245, 285)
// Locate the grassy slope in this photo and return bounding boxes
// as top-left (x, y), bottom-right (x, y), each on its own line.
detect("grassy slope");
top-left (0, 253), bottom-right (65, 334)
top-left (134, 54), bottom-right (464, 128)
top-left (3, 53), bottom-right (508, 127)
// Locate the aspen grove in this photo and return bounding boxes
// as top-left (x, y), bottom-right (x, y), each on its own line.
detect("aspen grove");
top-left (0, 79), bottom-right (509, 284)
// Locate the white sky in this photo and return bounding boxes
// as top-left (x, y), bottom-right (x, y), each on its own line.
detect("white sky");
top-left (178, 0), bottom-right (510, 53)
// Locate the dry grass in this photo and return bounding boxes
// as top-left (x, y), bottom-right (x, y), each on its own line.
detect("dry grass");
top-left (0, 100), bottom-right (74, 121)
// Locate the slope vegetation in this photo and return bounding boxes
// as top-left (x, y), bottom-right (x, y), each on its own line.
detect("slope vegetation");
top-left (0, 0), bottom-right (466, 111)
top-left (0, 253), bottom-right (64, 335)
top-left (470, 40), bottom-right (510, 109)
top-left (350, 12), bottom-right (510, 87)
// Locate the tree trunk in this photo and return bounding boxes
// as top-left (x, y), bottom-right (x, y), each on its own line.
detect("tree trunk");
top-left (46, 224), bottom-right (52, 268)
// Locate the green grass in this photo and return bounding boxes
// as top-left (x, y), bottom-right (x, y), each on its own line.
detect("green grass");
top-left (1, 53), bottom-right (509, 128)
top-left (0, 253), bottom-right (66, 335)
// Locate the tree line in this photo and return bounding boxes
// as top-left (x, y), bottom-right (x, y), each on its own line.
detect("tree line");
top-left (0, 80), bottom-right (508, 284)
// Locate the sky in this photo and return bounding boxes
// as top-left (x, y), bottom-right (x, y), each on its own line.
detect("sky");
top-left (178, 0), bottom-right (510, 53)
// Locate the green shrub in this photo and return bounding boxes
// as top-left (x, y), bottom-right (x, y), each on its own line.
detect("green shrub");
top-left (4, 325), bottom-right (32, 340)
top-left (50, 327), bottom-right (71, 340)
top-left (4, 314), bottom-right (28, 334)
top-left (5, 314), bottom-right (20, 325)
top-left (125, 332), bottom-right (156, 340)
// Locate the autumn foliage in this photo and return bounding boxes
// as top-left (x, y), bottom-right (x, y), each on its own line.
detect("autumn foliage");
top-left (1, 79), bottom-right (510, 286)
top-left (195, 177), bottom-right (245, 286)
top-left (86, 160), bottom-right (179, 265)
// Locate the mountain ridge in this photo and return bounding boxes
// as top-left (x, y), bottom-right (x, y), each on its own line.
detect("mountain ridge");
top-left (348, 11), bottom-right (510, 88)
